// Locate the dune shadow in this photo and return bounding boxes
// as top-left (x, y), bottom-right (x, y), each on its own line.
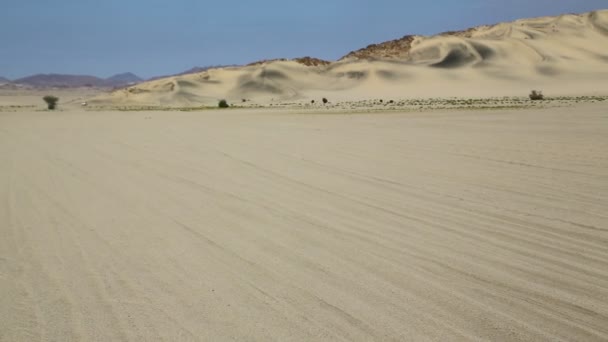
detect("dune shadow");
top-left (470, 42), bottom-right (495, 60)
top-left (536, 65), bottom-right (560, 76)
top-left (238, 80), bottom-right (283, 94)
top-left (376, 69), bottom-right (408, 80)
top-left (431, 49), bottom-right (478, 68)
top-left (259, 69), bottom-right (289, 80)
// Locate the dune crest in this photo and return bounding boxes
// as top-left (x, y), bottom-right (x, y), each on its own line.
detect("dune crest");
top-left (93, 10), bottom-right (608, 107)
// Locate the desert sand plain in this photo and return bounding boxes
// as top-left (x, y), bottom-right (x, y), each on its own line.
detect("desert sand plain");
top-left (2, 9), bottom-right (608, 342)
top-left (1, 95), bottom-right (608, 341)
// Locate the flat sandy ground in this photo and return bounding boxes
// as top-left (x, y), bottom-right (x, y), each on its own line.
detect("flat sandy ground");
top-left (1, 105), bottom-right (607, 341)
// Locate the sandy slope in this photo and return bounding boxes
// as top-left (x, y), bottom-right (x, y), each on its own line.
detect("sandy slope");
top-left (1, 104), bottom-right (608, 341)
top-left (91, 10), bottom-right (608, 107)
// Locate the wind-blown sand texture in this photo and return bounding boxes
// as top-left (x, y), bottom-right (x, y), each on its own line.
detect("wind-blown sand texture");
top-left (1, 104), bottom-right (607, 341)
top-left (92, 10), bottom-right (608, 107)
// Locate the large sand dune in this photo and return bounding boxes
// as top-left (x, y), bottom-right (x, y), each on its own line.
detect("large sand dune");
top-left (92, 10), bottom-right (608, 107)
top-left (1, 104), bottom-right (608, 341)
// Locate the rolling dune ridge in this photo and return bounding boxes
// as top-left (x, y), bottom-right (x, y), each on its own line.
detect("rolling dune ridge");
top-left (92, 10), bottom-right (608, 107)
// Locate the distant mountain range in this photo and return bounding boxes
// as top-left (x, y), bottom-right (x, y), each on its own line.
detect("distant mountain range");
top-left (1, 66), bottom-right (239, 89)
top-left (103, 72), bottom-right (143, 87)
top-left (5, 72), bottom-right (144, 88)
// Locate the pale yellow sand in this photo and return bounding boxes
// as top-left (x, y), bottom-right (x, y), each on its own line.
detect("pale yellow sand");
top-left (1, 104), bottom-right (607, 341)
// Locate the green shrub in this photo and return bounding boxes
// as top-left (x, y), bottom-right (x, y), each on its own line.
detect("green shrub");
top-left (43, 95), bottom-right (59, 110)
top-left (218, 99), bottom-right (229, 108)
top-left (529, 90), bottom-right (544, 101)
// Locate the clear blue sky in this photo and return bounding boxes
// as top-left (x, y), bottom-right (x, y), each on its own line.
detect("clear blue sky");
top-left (1, 0), bottom-right (606, 79)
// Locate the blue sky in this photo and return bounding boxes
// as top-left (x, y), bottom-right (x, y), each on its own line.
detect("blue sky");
top-left (1, 0), bottom-right (606, 79)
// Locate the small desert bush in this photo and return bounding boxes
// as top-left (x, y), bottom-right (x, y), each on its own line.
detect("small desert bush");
top-left (43, 95), bottom-right (59, 110)
top-left (529, 90), bottom-right (544, 101)
top-left (322, 97), bottom-right (328, 104)
top-left (218, 99), bottom-right (229, 108)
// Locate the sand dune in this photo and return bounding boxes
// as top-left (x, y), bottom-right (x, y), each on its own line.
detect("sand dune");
top-left (91, 10), bottom-right (608, 107)
top-left (1, 104), bottom-right (608, 340)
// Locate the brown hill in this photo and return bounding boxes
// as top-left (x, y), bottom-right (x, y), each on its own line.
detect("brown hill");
top-left (13, 73), bottom-right (143, 88)
top-left (103, 73), bottom-right (143, 87)
top-left (339, 24), bottom-right (496, 61)
top-left (247, 57), bottom-right (331, 67)
top-left (293, 57), bottom-right (331, 67)
top-left (340, 35), bottom-right (417, 60)
top-left (14, 74), bottom-right (104, 88)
